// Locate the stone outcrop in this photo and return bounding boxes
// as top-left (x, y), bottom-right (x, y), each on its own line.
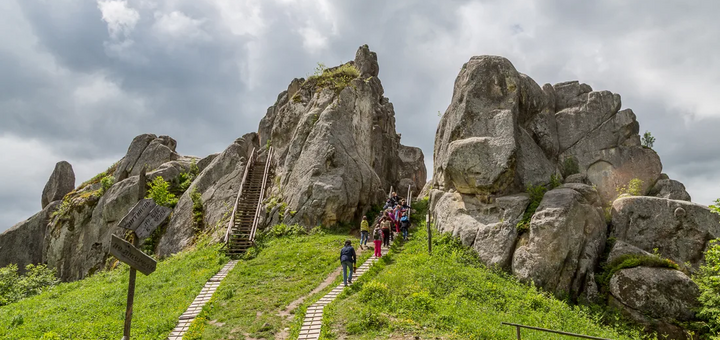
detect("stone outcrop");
top-left (396, 145), bottom-right (426, 197)
top-left (512, 184), bottom-right (606, 298)
top-left (258, 45), bottom-right (426, 227)
top-left (0, 201), bottom-right (60, 273)
top-left (115, 134), bottom-right (180, 181)
top-left (609, 266), bottom-right (699, 339)
top-left (157, 134), bottom-right (258, 257)
top-left (41, 161), bottom-right (75, 209)
top-left (611, 196), bottom-right (720, 272)
top-left (648, 178), bottom-right (691, 201)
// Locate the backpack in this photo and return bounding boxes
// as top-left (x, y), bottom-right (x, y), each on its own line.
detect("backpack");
top-left (401, 215), bottom-right (409, 222)
top-left (373, 228), bottom-right (382, 239)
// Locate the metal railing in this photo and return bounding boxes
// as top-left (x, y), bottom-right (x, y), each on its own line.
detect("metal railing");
top-left (249, 147), bottom-right (274, 243)
top-left (501, 322), bottom-right (613, 340)
top-left (225, 148), bottom-right (256, 244)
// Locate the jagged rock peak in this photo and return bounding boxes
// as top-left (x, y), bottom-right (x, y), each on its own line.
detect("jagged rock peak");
top-left (258, 45), bottom-right (426, 228)
top-left (41, 161), bottom-right (75, 209)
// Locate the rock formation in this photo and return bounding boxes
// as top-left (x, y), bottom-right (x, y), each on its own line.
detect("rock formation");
top-left (41, 161), bottom-right (75, 209)
top-left (427, 55), bottom-right (710, 339)
top-left (258, 45), bottom-right (426, 227)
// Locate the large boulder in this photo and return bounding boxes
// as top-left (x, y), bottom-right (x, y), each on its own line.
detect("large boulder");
top-left (0, 201), bottom-right (60, 273)
top-left (648, 178), bottom-right (691, 201)
top-left (611, 196), bottom-right (720, 272)
top-left (257, 45), bottom-right (423, 228)
top-left (157, 134), bottom-right (258, 257)
top-left (396, 145), bottom-right (427, 196)
top-left (430, 189), bottom-right (528, 270)
top-left (431, 56), bottom-right (556, 196)
top-left (609, 266), bottom-right (699, 339)
top-left (41, 161), bottom-right (75, 208)
top-left (512, 184), bottom-right (606, 299)
top-left (115, 134), bottom-right (180, 181)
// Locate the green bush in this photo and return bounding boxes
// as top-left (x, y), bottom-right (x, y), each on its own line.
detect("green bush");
top-left (516, 184), bottom-right (549, 234)
top-left (306, 62), bottom-right (360, 94)
top-left (190, 188), bottom-right (204, 233)
top-left (99, 175), bottom-right (115, 194)
top-left (697, 239), bottom-right (720, 333)
top-left (147, 176), bottom-right (178, 208)
top-left (641, 131), bottom-right (655, 148)
top-left (0, 264), bottom-right (58, 306)
top-left (562, 156), bottom-right (580, 176)
top-left (261, 223), bottom-right (307, 240)
top-left (616, 178), bottom-right (644, 197)
top-left (358, 280), bottom-right (390, 305)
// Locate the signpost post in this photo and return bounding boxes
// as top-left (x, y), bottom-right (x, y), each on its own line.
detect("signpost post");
top-left (113, 180), bottom-right (169, 339)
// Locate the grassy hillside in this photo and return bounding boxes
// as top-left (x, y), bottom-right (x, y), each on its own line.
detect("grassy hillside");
top-left (188, 226), bottom-right (370, 339)
top-left (320, 219), bottom-right (653, 339)
top-left (0, 238), bottom-right (227, 340)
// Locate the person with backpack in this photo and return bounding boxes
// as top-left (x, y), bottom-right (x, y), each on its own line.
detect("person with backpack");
top-left (380, 216), bottom-right (392, 247)
top-left (400, 211), bottom-right (410, 240)
top-left (372, 224), bottom-right (383, 257)
top-left (359, 216), bottom-right (370, 249)
top-left (393, 204), bottom-right (403, 234)
top-left (340, 240), bottom-right (356, 286)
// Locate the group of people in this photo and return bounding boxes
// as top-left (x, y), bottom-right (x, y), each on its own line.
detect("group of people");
top-left (341, 192), bottom-right (413, 286)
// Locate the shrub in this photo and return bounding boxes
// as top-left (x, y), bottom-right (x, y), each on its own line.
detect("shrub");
top-left (99, 175), bottom-right (115, 194)
top-left (146, 177), bottom-right (178, 208)
top-left (549, 174), bottom-right (562, 189)
top-left (358, 280), bottom-right (390, 305)
top-left (190, 188), bottom-right (204, 234)
top-left (0, 264), bottom-right (59, 306)
top-left (710, 199), bottom-right (720, 217)
top-left (562, 156), bottom-right (580, 176)
top-left (345, 306), bottom-right (387, 334)
top-left (616, 178), bottom-right (644, 197)
top-left (306, 62), bottom-right (360, 94)
top-left (697, 239), bottom-right (720, 333)
top-left (641, 131), bottom-right (655, 148)
top-left (261, 224), bottom-right (307, 239)
top-left (516, 184), bottom-right (549, 234)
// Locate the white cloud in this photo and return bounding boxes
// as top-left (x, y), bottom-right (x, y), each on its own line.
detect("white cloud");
top-left (153, 11), bottom-right (208, 41)
top-left (97, 0), bottom-right (140, 39)
top-left (297, 26), bottom-right (328, 53)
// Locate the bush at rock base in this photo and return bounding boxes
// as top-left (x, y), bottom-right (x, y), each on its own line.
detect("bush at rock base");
top-left (697, 237), bottom-right (720, 334)
top-left (0, 264), bottom-right (59, 306)
top-left (147, 176), bottom-right (178, 208)
top-left (599, 253), bottom-right (679, 288)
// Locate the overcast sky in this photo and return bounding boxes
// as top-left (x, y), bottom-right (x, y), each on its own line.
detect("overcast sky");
top-left (2, 0), bottom-right (719, 232)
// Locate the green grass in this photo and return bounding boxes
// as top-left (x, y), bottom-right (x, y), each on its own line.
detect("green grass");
top-left (320, 222), bottom-right (653, 339)
top-left (0, 240), bottom-right (227, 340)
top-left (196, 231), bottom-right (368, 339)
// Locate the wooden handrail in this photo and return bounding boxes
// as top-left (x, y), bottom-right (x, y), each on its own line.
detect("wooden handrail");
top-left (225, 148), bottom-right (256, 244)
top-left (501, 322), bottom-right (613, 340)
top-left (249, 147), bottom-right (273, 242)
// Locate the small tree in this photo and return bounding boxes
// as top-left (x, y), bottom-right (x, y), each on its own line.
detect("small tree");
top-left (641, 131), bottom-right (655, 148)
top-left (146, 177), bottom-right (178, 208)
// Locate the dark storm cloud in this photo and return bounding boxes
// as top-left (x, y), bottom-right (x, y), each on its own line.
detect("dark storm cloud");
top-left (1, 0), bottom-right (720, 232)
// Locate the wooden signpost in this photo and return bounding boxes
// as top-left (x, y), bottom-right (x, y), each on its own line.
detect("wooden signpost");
top-left (113, 191), bottom-right (170, 340)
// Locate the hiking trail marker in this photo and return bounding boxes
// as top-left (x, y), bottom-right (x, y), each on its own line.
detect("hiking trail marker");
top-left (113, 197), bottom-right (171, 340)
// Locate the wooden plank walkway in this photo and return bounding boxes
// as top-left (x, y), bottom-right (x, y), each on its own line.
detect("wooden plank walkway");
top-left (297, 248), bottom-right (387, 340)
top-left (167, 260), bottom-right (239, 340)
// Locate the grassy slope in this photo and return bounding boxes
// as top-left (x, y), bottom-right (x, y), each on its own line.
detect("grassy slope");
top-left (0, 240), bottom-right (227, 340)
top-left (195, 232), bottom-right (370, 339)
top-left (321, 220), bottom-right (654, 340)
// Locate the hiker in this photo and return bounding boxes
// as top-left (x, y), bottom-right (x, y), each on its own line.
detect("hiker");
top-left (373, 224), bottom-right (383, 257)
top-left (384, 209), bottom-right (395, 241)
top-left (400, 211), bottom-right (410, 240)
top-left (382, 197), bottom-right (394, 210)
top-left (390, 192), bottom-right (400, 207)
top-left (381, 216), bottom-right (392, 247)
top-left (393, 204), bottom-right (403, 233)
top-left (359, 216), bottom-right (370, 249)
top-left (340, 240), bottom-right (356, 286)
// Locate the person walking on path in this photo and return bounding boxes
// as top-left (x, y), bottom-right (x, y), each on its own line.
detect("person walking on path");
top-left (340, 240), bottom-right (356, 286)
top-left (400, 211), bottom-right (410, 241)
top-left (372, 224), bottom-right (383, 257)
top-left (359, 216), bottom-right (370, 249)
top-left (381, 216), bottom-right (392, 247)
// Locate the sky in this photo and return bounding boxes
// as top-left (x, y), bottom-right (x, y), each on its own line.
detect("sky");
top-left (2, 0), bottom-right (720, 232)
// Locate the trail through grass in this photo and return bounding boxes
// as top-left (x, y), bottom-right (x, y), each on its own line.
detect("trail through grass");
top-left (0, 240), bottom-right (227, 340)
top-left (320, 222), bottom-right (653, 340)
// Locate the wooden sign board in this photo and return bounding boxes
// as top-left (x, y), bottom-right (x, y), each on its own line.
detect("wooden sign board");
top-left (110, 235), bottom-right (157, 275)
top-left (135, 205), bottom-right (172, 240)
top-left (118, 199), bottom-right (156, 231)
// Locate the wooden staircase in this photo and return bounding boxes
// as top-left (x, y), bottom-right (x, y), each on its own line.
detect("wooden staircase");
top-left (224, 147), bottom-right (274, 256)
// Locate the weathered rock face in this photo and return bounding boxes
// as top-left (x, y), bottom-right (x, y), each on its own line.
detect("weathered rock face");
top-left (649, 178), bottom-right (691, 201)
top-left (0, 201), bottom-right (59, 273)
top-left (611, 196), bottom-right (720, 272)
top-left (41, 161), bottom-right (75, 209)
top-left (115, 134), bottom-right (180, 181)
top-left (258, 45), bottom-right (425, 227)
top-left (512, 184), bottom-right (606, 298)
top-left (429, 189), bottom-right (528, 270)
top-left (157, 133), bottom-right (258, 257)
top-left (609, 266), bottom-right (699, 339)
top-left (396, 145), bottom-right (426, 196)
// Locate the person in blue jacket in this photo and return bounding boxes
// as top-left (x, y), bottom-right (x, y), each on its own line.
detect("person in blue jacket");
top-left (340, 240), bottom-right (357, 286)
